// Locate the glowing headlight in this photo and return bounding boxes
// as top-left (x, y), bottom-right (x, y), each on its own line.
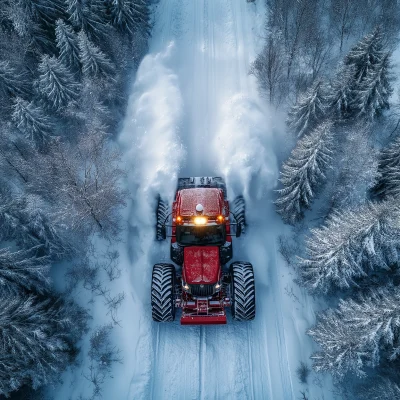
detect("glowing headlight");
top-left (194, 216), bottom-right (207, 225)
top-left (217, 215), bottom-right (224, 223)
top-left (214, 282), bottom-right (222, 291)
top-left (182, 282), bottom-right (190, 292)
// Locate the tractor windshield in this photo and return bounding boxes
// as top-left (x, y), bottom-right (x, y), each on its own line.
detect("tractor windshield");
top-left (176, 224), bottom-right (226, 246)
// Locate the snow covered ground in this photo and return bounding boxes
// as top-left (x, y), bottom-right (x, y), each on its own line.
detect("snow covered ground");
top-left (51, 1), bottom-right (340, 399)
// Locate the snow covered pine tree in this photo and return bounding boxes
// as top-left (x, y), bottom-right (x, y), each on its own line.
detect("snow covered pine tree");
top-left (287, 80), bottom-right (329, 138)
top-left (308, 285), bottom-right (400, 380)
top-left (12, 97), bottom-right (53, 147)
top-left (37, 55), bottom-right (80, 111)
top-left (55, 19), bottom-right (81, 74)
top-left (276, 121), bottom-right (334, 224)
top-left (78, 31), bottom-right (115, 78)
top-left (375, 136), bottom-right (400, 197)
top-left (299, 199), bottom-right (400, 293)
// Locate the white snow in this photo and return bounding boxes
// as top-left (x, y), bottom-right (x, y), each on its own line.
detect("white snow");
top-left (50, 1), bottom-right (340, 399)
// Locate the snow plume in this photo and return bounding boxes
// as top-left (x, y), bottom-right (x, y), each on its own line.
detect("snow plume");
top-left (119, 41), bottom-right (185, 216)
top-left (213, 93), bottom-right (278, 200)
top-left (113, 42), bottom-right (184, 399)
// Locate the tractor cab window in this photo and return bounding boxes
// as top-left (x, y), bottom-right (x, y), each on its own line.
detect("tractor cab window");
top-left (176, 224), bottom-right (226, 246)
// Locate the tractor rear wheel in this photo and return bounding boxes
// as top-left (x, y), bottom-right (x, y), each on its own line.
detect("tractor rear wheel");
top-left (156, 198), bottom-right (169, 241)
top-left (230, 262), bottom-right (255, 321)
top-left (151, 264), bottom-right (176, 322)
top-left (232, 195), bottom-right (246, 234)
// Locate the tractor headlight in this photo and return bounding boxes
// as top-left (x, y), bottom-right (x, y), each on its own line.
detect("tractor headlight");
top-left (194, 216), bottom-right (207, 225)
top-left (214, 281), bottom-right (222, 292)
top-left (182, 282), bottom-right (191, 292)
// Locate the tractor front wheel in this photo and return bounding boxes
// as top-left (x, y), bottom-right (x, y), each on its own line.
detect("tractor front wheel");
top-left (151, 264), bottom-right (176, 322)
top-left (230, 261), bottom-right (255, 321)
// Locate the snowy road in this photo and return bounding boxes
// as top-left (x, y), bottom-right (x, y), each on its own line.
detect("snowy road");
top-left (53, 1), bottom-right (338, 399)
top-left (117, 1), bottom-right (337, 399)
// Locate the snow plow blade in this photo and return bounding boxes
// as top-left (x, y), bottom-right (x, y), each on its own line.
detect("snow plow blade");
top-left (180, 315), bottom-right (227, 325)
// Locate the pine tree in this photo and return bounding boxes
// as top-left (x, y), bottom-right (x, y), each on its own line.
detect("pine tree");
top-left (66, 0), bottom-right (84, 28)
top-left (375, 136), bottom-right (400, 197)
top-left (78, 31), bottom-right (115, 78)
top-left (329, 62), bottom-right (356, 118)
top-left (36, 55), bottom-right (80, 110)
top-left (66, 0), bottom-right (106, 40)
top-left (352, 52), bottom-right (393, 120)
top-left (109, 0), bottom-right (150, 35)
top-left (344, 26), bottom-right (385, 84)
top-left (12, 97), bottom-right (53, 146)
top-left (0, 190), bottom-right (75, 260)
top-left (55, 19), bottom-right (81, 73)
top-left (0, 61), bottom-right (30, 99)
top-left (287, 81), bottom-right (328, 138)
top-left (360, 379), bottom-right (400, 400)
top-left (276, 121), bottom-right (334, 224)
top-left (308, 285), bottom-right (400, 380)
top-left (0, 247), bottom-right (50, 295)
top-left (299, 200), bottom-right (400, 293)
top-left (0, 292), bottom-right (87, 396)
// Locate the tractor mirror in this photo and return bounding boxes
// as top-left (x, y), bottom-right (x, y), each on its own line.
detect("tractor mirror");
top-left (236, 223), bottom-right (242, 238)
top-left (161, 225), bottom-right (167, 240)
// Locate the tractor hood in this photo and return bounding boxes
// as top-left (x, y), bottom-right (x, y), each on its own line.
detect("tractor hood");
top-left (183, 246), bottom-right (220, 284)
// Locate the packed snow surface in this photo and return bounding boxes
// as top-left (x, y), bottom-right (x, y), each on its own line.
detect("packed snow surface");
top-left (52, 1), bottom-right (339, 399)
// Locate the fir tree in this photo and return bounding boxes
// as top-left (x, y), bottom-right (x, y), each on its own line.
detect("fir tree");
top-left (55, 19), bottom-right (81, 73)
top-left (375, 136), bottom-right (400, 198)
top-left (287, 81), bottom-right (328, 138)
top-left (0, 292), bottom-right (87, 397)
top-left (352, 52), bottom-right (393, 120)
top-left (0, 190), bottom-right (75, 260)
top-left (36, 55), bottom-right (80, 110)
top-left (360, 379), bottom-right (400, 400)
top-left (299, 199), bottom-right (400, 293)
top-left (12, 97), bottom-right (53, 147)
top-left (78, 31), bottom-right (115, 78)
top-left (0, 247), bottom-right (50, 295)
top-left (329, 62), bottom-right (356, 118)
top-left (66, 0), bottom-right (106, 40)
top-left (0, 61), bottom-right (30, 99)
top-left (308, 285), bottom-right (400, 379)
top-left (109, 0), bottom-right (150, 35)
top-left (276, 121), bottom-right (334, 224)
top-left (344, 26), bottom-right (385, 84)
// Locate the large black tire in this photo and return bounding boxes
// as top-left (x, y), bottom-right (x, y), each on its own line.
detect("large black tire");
top-left (230, 262), bottom-right (255, 321)
top-left (151, 264), bottom-right (176, 322)
top-left (156, 198), bottom-right (169, 241)
top-left (232, 195), bottom-right (246, 234)
top-left (177, 177), bottom-right (227, 197)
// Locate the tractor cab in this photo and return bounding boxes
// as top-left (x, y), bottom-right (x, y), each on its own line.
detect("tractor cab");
top-left (173, 187), bottom-right (232, 247)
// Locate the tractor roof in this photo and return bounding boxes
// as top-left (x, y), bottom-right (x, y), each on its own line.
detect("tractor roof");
top-left (176, 188), bottom-right (223, 217)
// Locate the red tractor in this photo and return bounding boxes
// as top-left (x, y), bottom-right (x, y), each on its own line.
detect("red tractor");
top-left (152, 177), bottom-right (255, 325)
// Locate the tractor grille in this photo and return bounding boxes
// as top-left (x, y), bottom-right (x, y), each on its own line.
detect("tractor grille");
top-left (190, 284), bottom-right (214, 297)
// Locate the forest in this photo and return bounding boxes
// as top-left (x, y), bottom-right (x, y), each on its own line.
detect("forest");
top-left (0, 0), bottom-right (150, 398)
top-left (2, 0), bottom-right (400, 398)
top-left (251, 0), bottom-right (400, 398)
